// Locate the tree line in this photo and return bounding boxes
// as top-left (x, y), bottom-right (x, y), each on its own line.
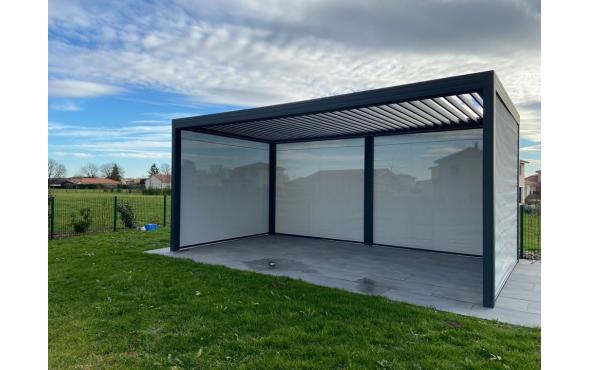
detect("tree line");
top-left (48, 159), bottom-right (171, 181)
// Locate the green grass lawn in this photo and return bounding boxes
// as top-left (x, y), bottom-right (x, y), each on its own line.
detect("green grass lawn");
top-left (49, 190), bottom-right (170, 236)
top-left (49, 230), bottom-right (540, 369)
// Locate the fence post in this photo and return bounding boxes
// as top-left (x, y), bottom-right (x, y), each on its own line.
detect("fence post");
top-left (519, 204), bottom-right (524, 259)
top-left (50, 197), bottom-right (55, 240)
top-left (113, 196), bottom-right (118, 232)
top-left (163, 194), bottom-right (167, 227)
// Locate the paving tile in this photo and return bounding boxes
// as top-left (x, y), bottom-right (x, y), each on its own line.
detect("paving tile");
top-left (499, 288), bottom-right (541, 303)
top-left (526, 301), bottom-right (541, 314)
top-left (495, 296), bottom-right (530, 312)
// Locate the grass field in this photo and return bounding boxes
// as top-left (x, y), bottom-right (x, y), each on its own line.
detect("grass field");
top-left (49, 230), bottom-right (541, 369)
top-left (49, 189), bottom-right (171, 237)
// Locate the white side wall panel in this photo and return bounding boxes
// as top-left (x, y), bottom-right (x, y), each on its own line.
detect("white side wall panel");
top-left (180, 131), bottom-right (269, 246)
top-left (494, 97), bottom-right (519, 294)
top-left (373, 130), bottom-right (483, 255)
top-left (275, 139), bottom-right (364, 242)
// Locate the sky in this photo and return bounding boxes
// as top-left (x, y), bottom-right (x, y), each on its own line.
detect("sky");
top-left (48, 0), bottom-right (541, 178)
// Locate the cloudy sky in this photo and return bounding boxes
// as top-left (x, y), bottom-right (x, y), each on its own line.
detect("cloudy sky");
top-left (48, 0), bottom-right (541, 178)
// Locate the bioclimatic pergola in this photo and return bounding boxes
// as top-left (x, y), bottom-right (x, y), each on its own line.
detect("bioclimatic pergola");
top-left (171, 71), bottom-right (520, 308)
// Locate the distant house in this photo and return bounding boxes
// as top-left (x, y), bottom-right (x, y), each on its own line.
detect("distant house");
top-left (519, 160), bottom-right (528, 203)
top-left (524, 170), bottom-right (541, 202)
top-left (48, 178), bottom-right (76, 188)
top-left (71, 177), bottom-right (120, 188)
top-left (121, 178), bottom-right (145, 188)
top-left (145, 174), bottom-right (171, 189)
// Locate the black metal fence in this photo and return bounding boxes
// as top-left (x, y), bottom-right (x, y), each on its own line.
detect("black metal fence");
top-left (519, 204), bottom-right (541, 260)
top-left (48, 194), bottom-right (170, 239)
top-left (49, 194), bottom-right (541, 260)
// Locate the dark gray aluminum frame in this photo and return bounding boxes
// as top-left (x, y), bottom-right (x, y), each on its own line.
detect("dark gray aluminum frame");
top-left (171, 70), bottom-right (520, 308)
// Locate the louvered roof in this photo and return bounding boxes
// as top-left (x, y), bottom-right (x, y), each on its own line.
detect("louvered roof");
top-left (173, 72), bottom-right (495, 143)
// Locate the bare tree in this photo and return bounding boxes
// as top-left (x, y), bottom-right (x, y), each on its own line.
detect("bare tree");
top-left (80, 163), bottom-right (99, 177)
top-left (100, 163), bottom-right (114, 178)
top-left (48, 159), bottom-right (66, 178)
top-left (160, 163), bottom-right (171, 176)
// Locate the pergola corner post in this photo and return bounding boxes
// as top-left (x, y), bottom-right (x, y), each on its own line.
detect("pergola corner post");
top-left (364, 136), bottom-right (374, 245)
top-left (170, 126), bottom-right (182, 251)
top-left (269, 143), bottom-right (276, 234)
top-left (482, 71), bottom-right (496, 308)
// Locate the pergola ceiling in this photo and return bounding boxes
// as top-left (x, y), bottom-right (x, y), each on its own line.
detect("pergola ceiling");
top-left (188, 92), bottom-right (483, 143)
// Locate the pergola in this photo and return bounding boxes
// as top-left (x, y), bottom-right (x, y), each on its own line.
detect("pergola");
top-left (170, 71), bottom-right (520, 308)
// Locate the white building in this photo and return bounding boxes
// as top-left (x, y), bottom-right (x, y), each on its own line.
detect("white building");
top-left (145, 174), bottom-right (171, 189)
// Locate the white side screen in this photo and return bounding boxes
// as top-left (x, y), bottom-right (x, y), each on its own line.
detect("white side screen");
top-left (275, 139), bottom-right (364, 242)
top-left (494, 97), bottom-right (519, 294)
top-left (373, 130), bottom-right (483, 254)
top-left (180, 131), bottom-right (269, 246)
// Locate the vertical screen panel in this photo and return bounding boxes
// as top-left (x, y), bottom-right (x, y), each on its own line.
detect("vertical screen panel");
top-left (374, 130), bottom-right (483, 254)
top-left (180, 131), bottom-right (269, 246)
top-left (276, 139), bottom-right (364, 242)
top-left (494, 96), bottom-right (518, 294)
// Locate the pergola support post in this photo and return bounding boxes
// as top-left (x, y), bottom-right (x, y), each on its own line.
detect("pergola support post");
top-left (482, 72), bottom-right (496, 308)
top-left (364, 136), bottom-right (374, 245)
top-left (269, 143), bottom-right (276, 234)
top-left (170, 127), bottom-right (182, 251)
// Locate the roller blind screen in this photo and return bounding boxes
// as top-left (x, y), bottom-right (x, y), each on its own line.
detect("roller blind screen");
top-left (374, 130), bottom-right (483, 254)
top-left (180, 131), bottom-right (269, 246)
top-left (275, 139), bottom-right (364, 242)
top-left (494, 97), bottom-right (519, 294)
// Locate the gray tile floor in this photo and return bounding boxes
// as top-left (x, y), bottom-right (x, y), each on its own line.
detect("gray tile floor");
top-left (148, 235), bottom-right (540, 327)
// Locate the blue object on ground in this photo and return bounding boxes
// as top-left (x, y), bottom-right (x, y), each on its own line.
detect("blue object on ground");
top-left (145, 223), bottom-right (157, 231)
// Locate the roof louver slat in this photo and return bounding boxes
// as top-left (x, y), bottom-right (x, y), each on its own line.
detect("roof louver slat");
top-left (421, 99), bottom-right (461, 124)
top-left (444, 95), bottom-right (479, 122)
top-left (458, 94), bottom-right (483, 118)
top-left (188, 91), bottom-right (484, 142)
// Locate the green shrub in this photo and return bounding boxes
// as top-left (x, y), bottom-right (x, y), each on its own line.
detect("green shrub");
top-left (117, 201), bottom-right (137, 229)
top-left (70, 208), bottom-right (92, 233)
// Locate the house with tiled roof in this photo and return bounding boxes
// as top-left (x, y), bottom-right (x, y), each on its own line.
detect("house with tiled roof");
top-left (71, 177), bottom-right (120, 187)
top-left (145, 174), bottom-right (171, 189)
top-left (525, 170), bottom-right (541, 202)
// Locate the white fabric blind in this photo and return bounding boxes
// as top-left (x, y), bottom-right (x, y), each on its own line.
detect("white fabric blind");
top-left (275, 139), bottom-right (364, 242)
top-left (373, 130), bottom-right (483, 254)
top-left (179, 131), bottom-right (269, 246)
top-left (494, 96), bottom-right (519, 294)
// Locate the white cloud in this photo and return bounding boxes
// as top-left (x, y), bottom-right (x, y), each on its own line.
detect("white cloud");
top-left (520, 144), bottom-right (541, 153)
top-left (49, 123), bottom-right (170, 138)
top-left (108, 151), bottom-right (171, 159)
top-left (49, 121), bottom-right (171, 161)
top-left (48, 79), bottom-right (124, 98)
top-left (518, 105), bottom-right (541, 142)
top-left (48, 0), bottom-right (541, 143)
top-left (50, 101), bottom-right (83, 111)
top-left (130, 119), bottom-right (169, 124)
top-left (53, 151), bottom-right (93, 158)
